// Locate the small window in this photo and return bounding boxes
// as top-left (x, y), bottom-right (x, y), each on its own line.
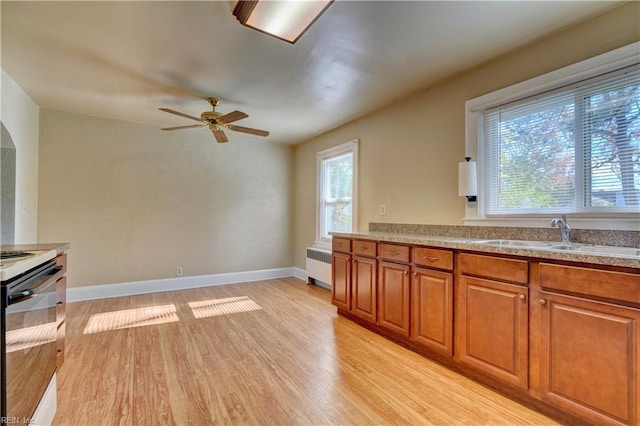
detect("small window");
top-left (316, 140), bottom-right (358, 245)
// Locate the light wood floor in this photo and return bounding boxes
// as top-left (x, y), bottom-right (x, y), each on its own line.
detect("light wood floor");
top-left (53, 278), bottom-right (559, 425)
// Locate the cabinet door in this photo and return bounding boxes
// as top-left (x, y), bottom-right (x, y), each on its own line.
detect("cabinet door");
top-left (351, 256), bottom-right (377, 323)
top-left (378, 261), bottom-right (410, 336)
top-left (539, 291), bottom-right (638, 426)
top-left (331, 252), bottom-right (351, 311)
top-left (456, 275), bottom-right (529, 389)
top-left (411, 267), bottom-right (453, 356)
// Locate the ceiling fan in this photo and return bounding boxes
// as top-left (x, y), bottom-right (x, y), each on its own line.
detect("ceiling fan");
top-left (159, 98), bottom-right (269, 143)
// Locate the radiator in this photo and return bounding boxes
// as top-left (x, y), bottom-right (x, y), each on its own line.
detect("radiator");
top-left (305, 247), bottom-right (331, 290)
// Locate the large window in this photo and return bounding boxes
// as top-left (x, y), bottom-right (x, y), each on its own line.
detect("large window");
top-left (466, 43), bottom-right (640, 227)
top-left (316, 140), bottom-right (358, 245)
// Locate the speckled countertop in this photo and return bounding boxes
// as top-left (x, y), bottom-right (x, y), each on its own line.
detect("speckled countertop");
top-left (332, 225), bottom-right (640, 269)
top-left (0, 242), bottom-right (70, 254)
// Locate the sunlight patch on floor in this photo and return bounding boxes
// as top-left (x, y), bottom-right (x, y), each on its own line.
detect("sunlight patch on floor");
top-left (83, 304), bottom-right (179, 334)
top-left (188, 296), bottom-right (262, 319)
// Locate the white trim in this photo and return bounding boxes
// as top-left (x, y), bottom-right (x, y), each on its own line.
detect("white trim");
top-left (292, 267), bottom-right (307, 282)
top-left (464, 42), bottom-right (640, 228)
top-left (315, 139), bottom-right (359, 246)
top-left (462, 217), bottom-right (640, 231)
top-left (67, 267), bottom-right (305, 303)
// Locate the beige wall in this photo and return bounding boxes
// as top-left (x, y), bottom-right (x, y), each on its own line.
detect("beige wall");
top-left (1, 69), bottom-right (40, 243)
top-left (292, 2), bottom-right (640, 269)
top-left (38, 109), bottom-right (293, 287)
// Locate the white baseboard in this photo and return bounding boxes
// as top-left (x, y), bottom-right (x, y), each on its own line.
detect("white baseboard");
top-left (68, 267), bottom-right (307, 303)
top-left (292, 267), bottom-right (307, 282)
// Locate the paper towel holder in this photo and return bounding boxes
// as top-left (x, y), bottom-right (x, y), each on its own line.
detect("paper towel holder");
top-left (459, 157), bottom-right (477, 202)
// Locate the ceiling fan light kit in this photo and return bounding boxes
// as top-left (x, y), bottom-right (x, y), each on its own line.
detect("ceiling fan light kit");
top-left (233, 0), bottom-right (333, 44)
top-left (159, 98), bottom-right (269, 143)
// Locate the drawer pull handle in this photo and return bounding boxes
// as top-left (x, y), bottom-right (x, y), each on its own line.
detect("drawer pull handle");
top-left (360, 245), bottom-right (368, 250)
top-left (57, 301), bottom-right (64, 305)
top-left (539, 299), bottom-right (547, 305)
top-left (425, 256), bottom-right (439, 262)
top-left (388, 250), bottom-right (400, 256)
top-left (519, 294), bottom-right (526, 301)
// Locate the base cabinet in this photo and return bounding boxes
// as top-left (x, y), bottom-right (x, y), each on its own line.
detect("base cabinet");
top-left (351, 256), bottom-right (377, 323)
top-left (539, 291), bottom-right (639, 426)
top-left (410, 267), bottom-right (453, 356)
top-left (377, 261), bottom-right (410, 336)
top-left (332, 236), bottom-right (640, 426)
top-left (331, 251), bottom-right (351, 311)
top-left (456, 275), bottom-right (529, 389)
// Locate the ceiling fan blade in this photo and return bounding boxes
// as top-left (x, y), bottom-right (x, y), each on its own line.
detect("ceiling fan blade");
top-left (161, 124), bottom-right (205, 131)
top-left (211, 128), bottom-right (229, 143)
top-left (159, 108), bottom-right (202, 123)
top-left (227, 124), bottom-right (270, 137)
top-left (217, 110), bottom-right (248, 124)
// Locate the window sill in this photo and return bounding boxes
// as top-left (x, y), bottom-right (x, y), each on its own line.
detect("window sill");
top-left (462, 216), bottom-right (640, 232)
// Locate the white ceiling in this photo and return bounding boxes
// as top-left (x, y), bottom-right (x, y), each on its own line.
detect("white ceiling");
top-left (1, 1), bottom-right (622, 145)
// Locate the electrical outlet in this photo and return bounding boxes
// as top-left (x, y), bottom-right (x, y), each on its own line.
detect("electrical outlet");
top-left (176, 266), bottom-right (183, 277)
top-left (380, 204), bottom-right (386, 216)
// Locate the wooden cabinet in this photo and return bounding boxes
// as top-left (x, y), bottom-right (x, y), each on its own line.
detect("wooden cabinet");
top-left (331, 251), bottom-right (351, 311)
top-left (538, 292), bottom-right (639, 426)
top-left (411, 267), bottom-right (453, 356)
top-left (456, 253), bottom-right (529, 389)
top-left (331, 238), bottom-right (377, 324)
top-left (351, 255), bottom-right (377, 323)
top-left (331, 234), bottom-right (640, 425)
top-left (55, 253), bottom-right (67, 369)
top-left (537, 263), bottom-right (640, 426)
top-left (378, 261), bottom-right (410, 336)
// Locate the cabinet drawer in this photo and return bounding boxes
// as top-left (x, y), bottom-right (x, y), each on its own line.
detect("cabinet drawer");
top-left (353, 240), bottom-right (377, 257)
top-left (379, 243), bottom-right (410, 263)
top-left (413, 247), bottom-right (453, 270)
top-left (539, 263), bottom-right (640, 305)
top-left (459, 253), bottom-right (528, 284)
top-left (332, 238), bottom-right (351, 253)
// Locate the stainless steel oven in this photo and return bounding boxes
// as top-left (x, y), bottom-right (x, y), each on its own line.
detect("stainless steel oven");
top-left (1, 254), bottom-right (62, 425)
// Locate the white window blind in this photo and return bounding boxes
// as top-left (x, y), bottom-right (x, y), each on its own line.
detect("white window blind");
top-left (483, 64), bottom-right (640, 215)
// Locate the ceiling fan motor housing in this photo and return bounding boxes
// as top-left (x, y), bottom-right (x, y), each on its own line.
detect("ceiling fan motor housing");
top-left (201, 111), bottom-right (223, 123)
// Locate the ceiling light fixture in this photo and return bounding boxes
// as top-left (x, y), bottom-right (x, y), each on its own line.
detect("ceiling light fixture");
top-left (233, 0), bottom-right (333, 44)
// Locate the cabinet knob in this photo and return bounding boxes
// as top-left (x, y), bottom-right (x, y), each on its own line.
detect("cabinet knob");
top-left (539, 299), bottom-right (547, 305)
top-left (413, 272), bottom-right (418, 277)
top-left (519, 294), bottom-right (526, 301)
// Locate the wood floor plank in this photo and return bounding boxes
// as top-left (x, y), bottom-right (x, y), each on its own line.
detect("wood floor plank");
top-left (53, 278), bottom-right (559, 425)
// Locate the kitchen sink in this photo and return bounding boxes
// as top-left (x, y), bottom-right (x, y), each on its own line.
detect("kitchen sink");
top-left (550, 244), bottom-right (640, 256)
top-left (470, 239), bottom-right (640, 257)
top-left (472, 239), bottom-right (559, 248)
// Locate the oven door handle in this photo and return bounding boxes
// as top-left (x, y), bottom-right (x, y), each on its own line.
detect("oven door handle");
top-left (8, 266), bottom-right (64, 305)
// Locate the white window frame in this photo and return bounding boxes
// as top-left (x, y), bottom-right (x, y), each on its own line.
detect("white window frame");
top-left (315, 139), bottom-right (358, 250)
top-left (464, 42), bottom-right (640, 231)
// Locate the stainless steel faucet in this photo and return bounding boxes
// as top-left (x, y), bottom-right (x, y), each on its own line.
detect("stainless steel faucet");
top-left (550, 215), bottom-right (571, 244)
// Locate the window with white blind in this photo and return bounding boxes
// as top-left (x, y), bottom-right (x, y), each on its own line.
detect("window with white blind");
top-left (466, 43), bottom-right (640, 226)
top-left (483, 64), bottom-right (639, 215)
top-left (316, 140), bottom-right (358, 246)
